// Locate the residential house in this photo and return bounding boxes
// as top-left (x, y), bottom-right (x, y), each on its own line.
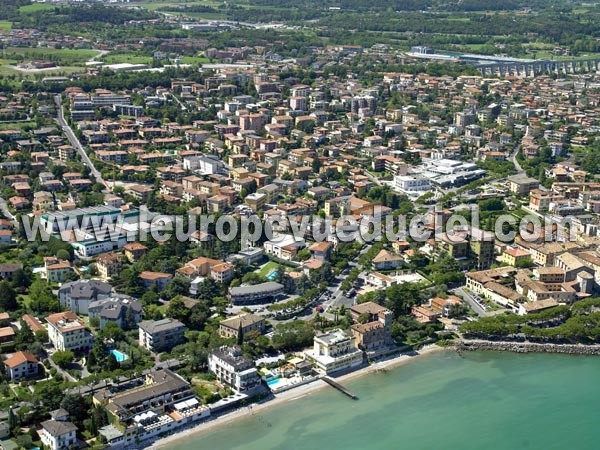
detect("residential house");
top-left (3, 351), bottom-right (39, 381)
top-left (123, 243), bottom-right (148, 263)
top-left (88, 297), bottom-right (143, 330)
top-left (372, 249), bottom-right (403, 270)
top-left (218, 313), bottom-right (265, 339)
top-left (40, 420), bottom-right (78, 450)
top-left (44, 257), bottom-right (72, 283)
top-left (96, 252), bottom-right (123, 279)
top-left (139, 271), bottom-right (173, 290)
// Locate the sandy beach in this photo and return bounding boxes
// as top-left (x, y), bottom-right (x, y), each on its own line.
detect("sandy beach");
top-left (149, 344), bottom-right (447, 449)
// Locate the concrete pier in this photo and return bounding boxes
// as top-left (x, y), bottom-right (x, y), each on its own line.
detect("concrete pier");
top-left (322, 376), bottom-right (359, 400)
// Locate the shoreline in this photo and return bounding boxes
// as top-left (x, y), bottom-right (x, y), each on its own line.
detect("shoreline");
top-left (149, 344), bottom-right (446, 450)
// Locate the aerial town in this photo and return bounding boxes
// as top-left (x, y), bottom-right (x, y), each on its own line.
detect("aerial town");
top-left (0, 1), bottom-right (599, 450)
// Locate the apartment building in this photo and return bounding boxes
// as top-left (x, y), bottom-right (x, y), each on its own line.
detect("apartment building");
top-left (208, 346), bottom-right (261, 393)
top-left (46, 311), bottom-right (94, 352)
top-left (138, 318), bottom-right (187, 353)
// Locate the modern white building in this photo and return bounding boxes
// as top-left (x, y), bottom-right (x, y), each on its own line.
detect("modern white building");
top-left (393, 175), bottom-right (431, 194)
top-left (415, 158), bottom-right (486, 188)
top-left (263, 234), bottom-right (306, 260)
top-left (183, 155), bottom-right (224, 175)
top-left (305, 329), bottom-right (363, 375)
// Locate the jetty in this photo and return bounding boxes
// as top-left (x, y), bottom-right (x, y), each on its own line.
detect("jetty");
top-left (321, 377), bottom-right (358, 400)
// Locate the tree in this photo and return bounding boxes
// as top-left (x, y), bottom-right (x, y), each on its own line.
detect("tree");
top-left (241, 272), bottom-right (265, 285)
top-left (60, 394), bottom-right (87, 425)
top-left (0, 279), bottom-right (17, 310)
top-left (162, 276), bottom-right (191, 300)
top-left (8, 406), bottom-right (17, 435)
top-left (86, 349), bottom-right (97, 369)
top-left (99, 322), bottom-right (124, 342)
top-left (15, 434), bottom-right (32, 450)
top-left (14, 319), bottom-right (34, 349)
top-left (106, 352), bottom-right (119, 371)
top-left (56, 249), bottom-right (71, 262)
top-left (36, 379), bottom-right (64, 410)
top-left (52, 350), bottom-right (74, 369)
top-left (271, 321), bottom-right (314, 351)
top-left (29, 278), bottom-right (59, 314)
top-left (166, 296), bottom-right (190, 324)
top-left (237, 321), bottom-right (244, 345)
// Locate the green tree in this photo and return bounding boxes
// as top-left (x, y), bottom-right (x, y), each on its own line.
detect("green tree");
top-left (52, 350), bottom-right (74, 369)
top-left (0, 279), bottom-right (17, 310)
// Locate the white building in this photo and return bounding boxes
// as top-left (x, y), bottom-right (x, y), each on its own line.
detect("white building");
top-left (40, 420), bottom-right (78, 450)
top-left (183, 155), bottom-right (224, 175)
top-left (393, 175), bottom-right (431, 194)
top-left (208, 346), bottom-right (261, 393)
top-left (46, 311), bottom-right (94, 352)
top-left (263, 234), bottom-right (306, 260)
top-left (305, 329), bottom-right (363, 375)
top-left (3, 351), bottom-right (39, 381)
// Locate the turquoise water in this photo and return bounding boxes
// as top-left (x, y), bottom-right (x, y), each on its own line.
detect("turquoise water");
top-left (110, 349), bottom-right (128, 362)
top-left (266, 377), bottom-right (281, 386)
top-left (266, 270), bottom-right (278, 281)
top-left (166, 351), bottom-right (600, 450)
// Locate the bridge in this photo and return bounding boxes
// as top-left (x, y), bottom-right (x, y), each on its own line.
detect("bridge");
top-left (477, 58), bottom-right (600, 77)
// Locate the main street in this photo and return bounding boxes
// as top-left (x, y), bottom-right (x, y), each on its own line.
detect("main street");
top-left (54, 94), bottom-right (109, 191)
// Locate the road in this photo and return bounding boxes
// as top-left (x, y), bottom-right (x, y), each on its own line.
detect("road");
top-left (54, 94), bottom-right (109, 190)
top-left (509, 146), bottom-right (524, 174)
top-left (46, 352), bottom-right (78, 383)
top-left (364, 170), bottom-right (382, 186)
top-left (171, 93), bottom-right (188, 112)
top-left (452, 287), bottom-right (490, 317)
top-left (320, 245), bottom-right (371, 315)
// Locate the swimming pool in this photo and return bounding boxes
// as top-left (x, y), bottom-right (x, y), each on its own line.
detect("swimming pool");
top-left (110, 349), bottom-right (129, 362)
top-left (266, 270), bottom-right (278, 281)
top-left (267, 378), bottom-right (287, 389)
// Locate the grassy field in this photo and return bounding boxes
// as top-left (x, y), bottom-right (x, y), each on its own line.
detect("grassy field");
top-left (0, 21), bottom-right (12, 30)
top-left (19, 3), bottom-right (56, 13)
top-left (135, 0), bottom-right (227, 18)
top-left (0, 121), bottom-right (36, 131)
top-left (258, 261), bottom-right (283, 277)
top-left (135, 0), bottom-right (223, 10)
top-left (180, 56), bottom-right (211, 65)
top-left (0, 63), bottom-right (85, 80)
top-left (101, 52), bottom-right (154, 65)
top-left (3, 47), bottom-right (100, 65)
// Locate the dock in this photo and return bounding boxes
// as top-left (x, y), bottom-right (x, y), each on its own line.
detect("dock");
top-left (321, 377), bottom-right (358, 400)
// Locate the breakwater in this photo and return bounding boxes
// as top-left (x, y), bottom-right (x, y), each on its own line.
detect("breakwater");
top-left (455, 339), bottom-right (600, 355)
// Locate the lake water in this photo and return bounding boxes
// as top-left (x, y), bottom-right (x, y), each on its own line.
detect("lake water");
top-left (165, 350), bottom-right (600, 450)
